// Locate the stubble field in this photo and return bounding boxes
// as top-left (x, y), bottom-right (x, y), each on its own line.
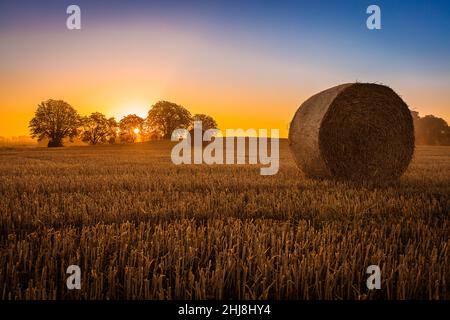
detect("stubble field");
top-left (0, 140), bottom-right (449, 299)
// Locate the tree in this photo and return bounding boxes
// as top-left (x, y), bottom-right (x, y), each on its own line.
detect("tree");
top-left (119, 114), bottom-right (144, 143)
top-left (81, 112), bottom-right (117, 145)
top-left (107, 117), bottom-right (119, 144)
top-left (192, 114), bottom-right (218, 131)
top-left (410, 110), bottom-right (420, 124)
top-left (29, 99), bottom-right (80, 147)
top-left (416, 115), bottom-right (450, 145)
top-left (189, 114), bottom-right (219, 145)
top-left (411, 111), bottom-right (450, 145)
top-left (147, 101), bottom-right (192, 139)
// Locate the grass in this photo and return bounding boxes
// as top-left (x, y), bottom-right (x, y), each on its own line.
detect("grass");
top-left (0, 140), bottom-right (449, 299)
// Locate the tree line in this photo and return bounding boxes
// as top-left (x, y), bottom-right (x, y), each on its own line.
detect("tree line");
top-left (28, 100), bottom-right (450, 147)
top-left (411, 111), bottom-right (450, 146)
top-left (29, 99), bottom-right (218, 147)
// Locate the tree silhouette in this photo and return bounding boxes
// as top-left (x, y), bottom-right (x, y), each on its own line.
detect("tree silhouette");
top-left (413, 113), bottom-right (450, 145)
top-left (119, 114), bottom-right (144, 143)
top-left (192, 114), bottom-right (218, 131)
top-left (29, 99), bottom-right (80, 147)
top-left (81, 112), bottom-right (117, 145)
top-left (147, 101), bottom-right (192, 139)
top-left (107, 117), bottom-right (119, 144)
top-left (189, 114), bottom-right (219, 144)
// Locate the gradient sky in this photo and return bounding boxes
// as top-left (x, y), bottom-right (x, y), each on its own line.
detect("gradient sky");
top-left (1, 0), bottom-right (449, 138)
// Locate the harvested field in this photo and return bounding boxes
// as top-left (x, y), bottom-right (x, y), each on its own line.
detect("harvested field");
top-left (0, 141), bottom-right (449, 299)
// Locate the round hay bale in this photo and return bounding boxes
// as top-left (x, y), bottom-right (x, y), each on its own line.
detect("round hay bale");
top-left (288, 83), bottom-right (414, 181)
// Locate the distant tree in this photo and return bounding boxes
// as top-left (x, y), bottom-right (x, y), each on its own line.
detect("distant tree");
top-left (192, 114), bottom-right (218, 131)
top-left (81, 112), bottom-right (117, 145)
top-left (147, 101), bottom-right (192, 139)
top-left (119, 114), bottom-right (144, 143)
top-left (411, 110), bottom-right (421, 143)
top-left (410, 111), bottom-right (420, 122)
top-left (29, 99), bottom-right (80, 147)
top-left (141, 122), bottom-right (161, 141)
top-left (107, 117), bottom-right (119, 144)
top-left (147, 130), bottom-right (162, 140)
top-left (188, 114), bottom-right (219, 145)
top-left (411, 111), bottom-right (450, 145)
top-left (416, 115), bottom-right (450, 145)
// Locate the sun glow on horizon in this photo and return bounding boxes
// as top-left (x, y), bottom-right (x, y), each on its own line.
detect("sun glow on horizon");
top-left (110, 102), bottom-right (152, 121)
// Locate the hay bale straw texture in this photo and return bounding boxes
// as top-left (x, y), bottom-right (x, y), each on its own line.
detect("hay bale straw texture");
top-left (289, 83), bottom-right (415, 181)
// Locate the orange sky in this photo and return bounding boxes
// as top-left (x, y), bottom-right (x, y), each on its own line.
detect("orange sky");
top-left (1, 11), bottom-right (449, 138)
